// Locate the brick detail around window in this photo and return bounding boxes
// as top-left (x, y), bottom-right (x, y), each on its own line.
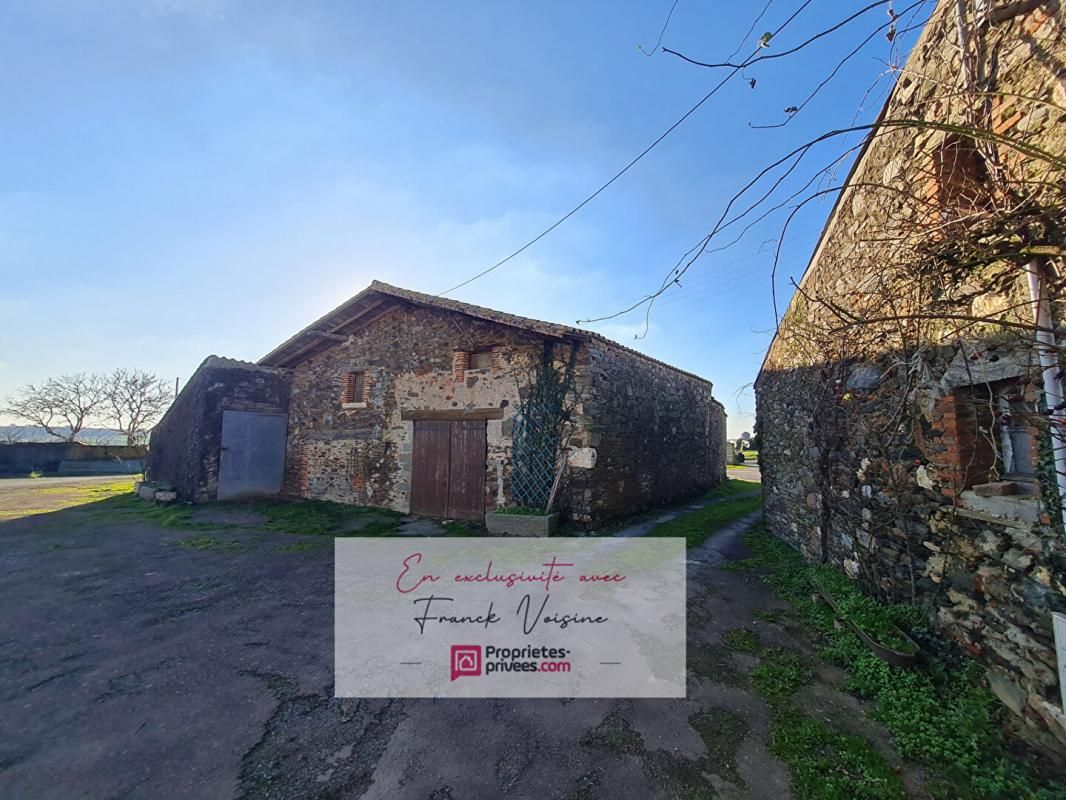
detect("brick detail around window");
top-left (924, 392), bottom-right (995, 498)
top-left (452, 350), bottom-right (469, 383)
top-left (341, 371), bottom-right (366, 404)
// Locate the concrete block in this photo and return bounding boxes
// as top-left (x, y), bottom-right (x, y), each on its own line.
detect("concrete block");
top-left (485, 512), bottom-right (559, 537)
top-left (154, 491), bottom-right (178, 504)
top-left (137, 485), bottom-right (157, 501)
top-left (959, 490), bottom-right (1040, 524)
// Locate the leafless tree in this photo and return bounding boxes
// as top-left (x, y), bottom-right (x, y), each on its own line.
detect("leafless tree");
top-left (2, 374), bottom-right (106, 442)
top-left (102, 368), bottom-right (174, 445)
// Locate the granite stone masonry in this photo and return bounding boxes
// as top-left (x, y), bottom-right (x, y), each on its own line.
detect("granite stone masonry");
top-left (756, 0), bottom-right (1066, 754)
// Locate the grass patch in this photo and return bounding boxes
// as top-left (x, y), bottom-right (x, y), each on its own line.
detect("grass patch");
top-left (722, 627), bottom-right (763, 654)
top-left (251, 498), bottom-right (403, 536)
top-left (750, 647), bottom-right (813, 702)
top-left (175, 535), bottom-right (246, 553)
top-left (768, 705), bottom-right (905, 800)
top-left (737, 526), bottom-right (1066, 800)
top-left (648, 494), bottom-right (762, 547)
top-left (727, 615), bottom-right (903, 799)
top-left (277, 538), bottom-right (330, 553)
top-left (91, 494), bottom-right (215, 529)
top-left (91, 494), bottom-right (406, 537)
top-left (811, 568), bottom-right (921, 653)
top-left (705, 478), bottom-right (761, 499)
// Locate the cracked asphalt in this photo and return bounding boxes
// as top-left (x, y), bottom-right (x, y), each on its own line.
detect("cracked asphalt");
top-left (0, 485), bottom-right (908, 799)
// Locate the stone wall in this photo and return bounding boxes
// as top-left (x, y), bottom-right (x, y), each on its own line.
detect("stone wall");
top-left (757, 0), bottom-right (1066, 752)
top-left (148, 357), bottom-right (289, 502)
top-left (283, 301), bottom-right (725, 522)
top-left (283, 303), bottom-right (556, 512)
top-left (565, 339), bottom-right (726, 523)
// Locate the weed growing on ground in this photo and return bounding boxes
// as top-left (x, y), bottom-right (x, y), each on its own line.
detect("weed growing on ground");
top-left (722, 627), bottom-right (762, 654)
top-left (731, 626), bottom-right (904, 800)
top-left (738, 526), bottom-right (1066, 800)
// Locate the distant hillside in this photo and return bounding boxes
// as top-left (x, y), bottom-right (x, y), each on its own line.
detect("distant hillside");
top-left (0, 426), bottom-right (131, 445)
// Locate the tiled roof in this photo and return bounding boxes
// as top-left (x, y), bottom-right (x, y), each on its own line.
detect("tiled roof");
top-left (258, 280), bottom-right (714, 388)
top-left (202, 355), bottom-right (279, 372)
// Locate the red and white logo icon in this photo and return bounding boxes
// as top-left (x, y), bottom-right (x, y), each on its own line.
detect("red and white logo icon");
top-left (450, 645), bottom-right (482, 681)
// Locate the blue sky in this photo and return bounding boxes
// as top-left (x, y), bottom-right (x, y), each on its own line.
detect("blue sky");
top-left (0, 0), bottom-right (926, 436)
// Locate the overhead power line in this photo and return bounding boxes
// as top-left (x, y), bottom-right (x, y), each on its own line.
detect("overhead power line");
top-left (439, 0), bottom-right (827, 296)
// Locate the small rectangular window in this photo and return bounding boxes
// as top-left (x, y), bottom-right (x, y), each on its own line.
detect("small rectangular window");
top-left (342, 371), bottom-right (366, 404)
top-left (469, 350), bottom-right (494, 371)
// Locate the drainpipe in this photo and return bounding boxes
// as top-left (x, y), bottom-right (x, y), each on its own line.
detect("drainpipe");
top-left (1025, 258), bottom-right (1066, 529)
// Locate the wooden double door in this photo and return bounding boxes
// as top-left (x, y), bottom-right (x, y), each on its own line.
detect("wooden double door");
top-left (410, 419), bottom-right (487, 520)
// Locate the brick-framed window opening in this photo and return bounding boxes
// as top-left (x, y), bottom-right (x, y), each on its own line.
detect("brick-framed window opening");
top-left (932, 133), bottom-right (989, 212)
top-left (468, 350), bottom-right (494, 371)
top-left (453, 348), bottom-right (500, 382)
top-left (342, 371), bottom-right (366, 405)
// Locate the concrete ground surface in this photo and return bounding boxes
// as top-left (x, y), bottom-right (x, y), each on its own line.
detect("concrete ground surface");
top-left (0, 477), bottom-right (913, 800)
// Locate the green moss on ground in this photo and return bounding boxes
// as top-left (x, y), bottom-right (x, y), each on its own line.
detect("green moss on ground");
top-left (690, 708), bottom-right (748, 788)
top-left (581, 713), bottom-right (644, 755)
top-left (688, 643), bottom-right (746, 686)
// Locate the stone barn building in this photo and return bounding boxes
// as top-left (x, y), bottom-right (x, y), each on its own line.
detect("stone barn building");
top-left (755, 1), bottom-right (1066, 752)
top-left (150, 281), bottom-right (726, 523)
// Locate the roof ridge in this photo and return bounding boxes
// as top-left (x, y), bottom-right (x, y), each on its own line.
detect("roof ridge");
top-left (259, 280), bottom-right (714, 387)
